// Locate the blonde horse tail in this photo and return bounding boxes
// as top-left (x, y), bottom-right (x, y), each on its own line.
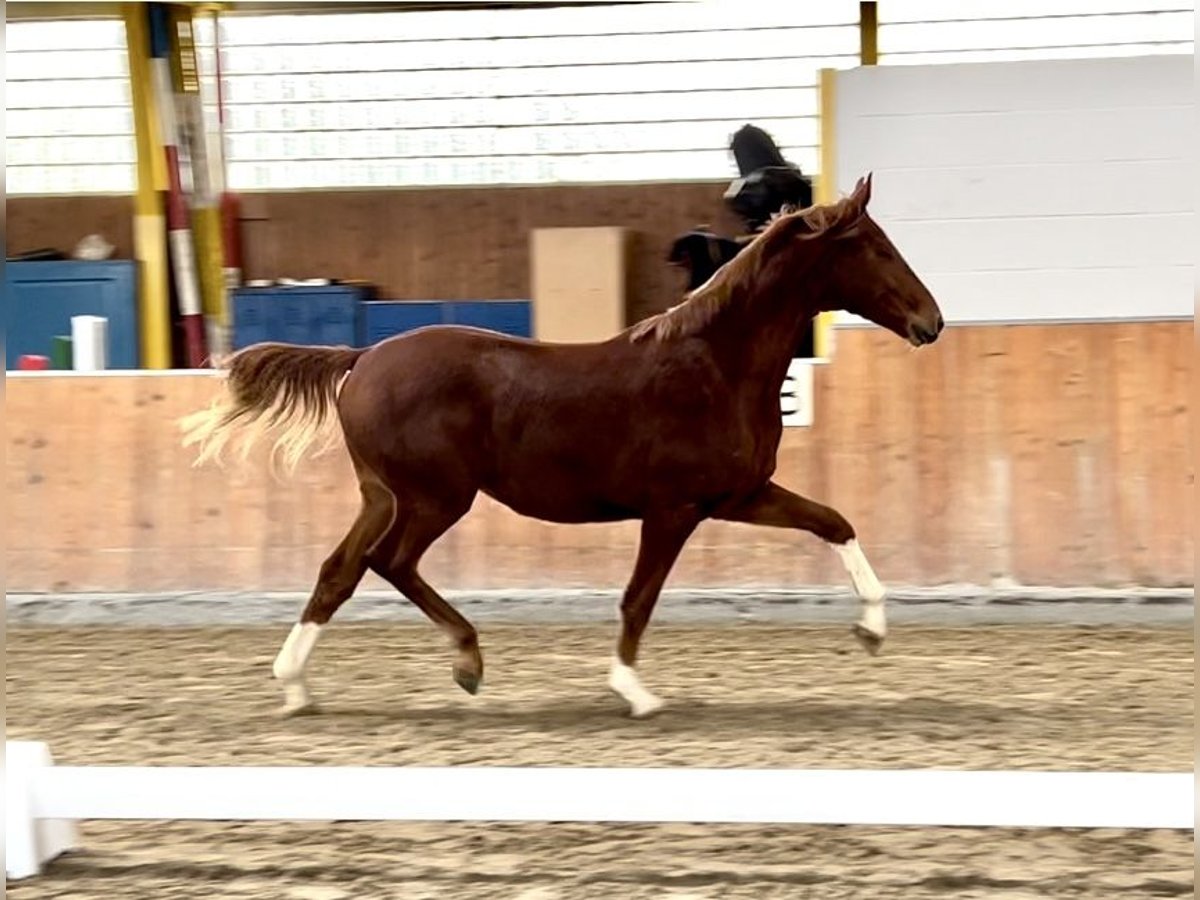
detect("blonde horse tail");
top-left (179, 342), bottom-right (367, 476)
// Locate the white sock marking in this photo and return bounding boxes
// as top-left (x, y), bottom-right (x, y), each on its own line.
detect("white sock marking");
top-left (834, 539), bottom-right (886, 602)
top-left (273, 622), bottom-right (322, 710)
top-left (833, 539), bottom-right (887, 638)
top-left (608, 658), bottom-right (664, 718)
top-left (280, 679), bottom-right (313, 712)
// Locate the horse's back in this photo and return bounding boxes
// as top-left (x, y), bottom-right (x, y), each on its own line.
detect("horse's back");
top-left (371, 322), bottom-right (602, 356)
top-left (358, 322), bottom-right (653, 385)
top-left (337, 324), bottom-right (616, 452)
top-left (346, 321), bottom-right (732, 437)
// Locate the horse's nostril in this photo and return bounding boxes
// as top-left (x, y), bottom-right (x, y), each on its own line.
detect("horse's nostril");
top-left (911, 321), bottom-right (941, 345)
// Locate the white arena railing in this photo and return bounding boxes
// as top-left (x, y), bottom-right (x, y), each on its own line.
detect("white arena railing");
top-left (6, 741), bottom-right (1193, 880)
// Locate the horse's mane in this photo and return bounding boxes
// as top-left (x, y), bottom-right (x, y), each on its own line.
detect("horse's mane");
top-left (630, 192), bottom-right (862, 343)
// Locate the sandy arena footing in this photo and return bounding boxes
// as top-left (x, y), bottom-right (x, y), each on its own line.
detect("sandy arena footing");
top-left (6, 620), bottom-right (1194, 899)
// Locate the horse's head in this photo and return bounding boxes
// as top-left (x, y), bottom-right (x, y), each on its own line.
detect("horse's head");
top-left (800, 174), bottom-right (944, 347)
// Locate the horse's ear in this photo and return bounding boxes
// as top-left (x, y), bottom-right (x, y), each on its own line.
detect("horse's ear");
top-left (850, 172), bottom-right (872, 213)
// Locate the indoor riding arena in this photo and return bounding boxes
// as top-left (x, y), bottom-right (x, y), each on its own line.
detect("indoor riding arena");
top-left (6, 2), bottom-right (1194, 899)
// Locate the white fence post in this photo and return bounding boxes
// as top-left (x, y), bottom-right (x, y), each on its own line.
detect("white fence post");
top-left (5, 741), bottom-right (78, 880)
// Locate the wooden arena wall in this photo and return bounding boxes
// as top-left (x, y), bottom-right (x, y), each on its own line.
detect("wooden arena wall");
top-left (6, 181), bottom-right (742, 328)
top-left (7, 320), bottom-right (1191, 593)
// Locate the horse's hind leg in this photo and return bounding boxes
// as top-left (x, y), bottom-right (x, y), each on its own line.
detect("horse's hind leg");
top-left (272, 479), bottom-right (393, 716)
top-left (716, 481), bottom-right (887, 654)
top-left (368, 493), bottom-right (483, 695)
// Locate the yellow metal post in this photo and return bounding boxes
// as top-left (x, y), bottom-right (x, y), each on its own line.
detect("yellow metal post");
top-left (124, 2), bottom-right (172, 369)
top-left (813, 67), bottom-right (839, 360)
top-left (859, 1), bottom-right (879, 66)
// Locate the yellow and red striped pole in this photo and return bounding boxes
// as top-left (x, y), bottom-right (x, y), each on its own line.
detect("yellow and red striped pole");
top-left (170, 3), bottom-right (228, 358)
top-left (149, 1), bottom-right (208, 368)
top-left (208, 4), bottom-right (245, 302)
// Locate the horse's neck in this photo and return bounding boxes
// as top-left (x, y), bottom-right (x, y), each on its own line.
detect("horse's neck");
top-left (701, 266), bottom-right (825, 392)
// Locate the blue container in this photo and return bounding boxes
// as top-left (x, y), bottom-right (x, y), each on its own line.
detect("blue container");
top-left (446, 301), bottom-right (532, 338)
top-left (362, 299), bottom-right (533, 346)
top-left (361, 300), bottom-right (444, 346)
top-left (4, 260), bottom-right (140, 369)
top-left (232, 284), bottom-right (374, 350)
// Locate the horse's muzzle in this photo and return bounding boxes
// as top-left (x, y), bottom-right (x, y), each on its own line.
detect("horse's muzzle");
top-left (907, 314), bottom-right (944, 347)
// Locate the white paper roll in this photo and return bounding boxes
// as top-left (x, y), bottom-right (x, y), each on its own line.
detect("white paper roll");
top-left (70, 315), bottom-right (109, 372)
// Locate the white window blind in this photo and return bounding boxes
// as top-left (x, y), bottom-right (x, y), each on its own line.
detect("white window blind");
top-left (6, 2), bottom-right (1192, 195)
top-left (879, 1), bottom-right (1193, 65)
top-left (7, 20), bottom-right (135, 194)
top-left (202, 2), bottom-right (857, 190)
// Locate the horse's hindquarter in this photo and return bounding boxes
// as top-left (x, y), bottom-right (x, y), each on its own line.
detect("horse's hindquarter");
top-left (337, 328), bottom-right (511, 488)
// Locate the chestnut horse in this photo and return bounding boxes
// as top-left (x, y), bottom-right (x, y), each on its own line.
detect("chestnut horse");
top-left (182, 174), bottom-right (943, 718)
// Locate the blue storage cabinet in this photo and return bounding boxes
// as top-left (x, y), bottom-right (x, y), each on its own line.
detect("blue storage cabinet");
top-left (4, 260), bottom-right (140, 369)
top-left (232, 284), bottom-right (374, 350)
top-left (363, 300), bottom-right (532, 345)
top-left (361, 301), bottom-right (443, 346)
top-left (446, 301), bottom-right (532, 338)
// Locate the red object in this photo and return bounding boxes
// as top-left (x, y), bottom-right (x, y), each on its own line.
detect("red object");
top-left (220, 191), bottom-right (244, 276)
top-left (181, 314), bottom-right (209, 369)
top-left (163, 146), bottom-right (189, 230)
top-left (18, 355), bottom-right (50, 371)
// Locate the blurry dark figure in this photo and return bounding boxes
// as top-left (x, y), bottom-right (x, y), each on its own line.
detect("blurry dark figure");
top-left (724, 124), bottom-right (814, 233)
top-left (666, 229), bottom-right (748, 291)
top-left (666, 124), bottom-right (817, 356)
top-left (666, 227), bottom-right (815, 357)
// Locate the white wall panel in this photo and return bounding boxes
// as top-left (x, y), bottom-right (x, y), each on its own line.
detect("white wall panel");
top-left (889, 213), bottom-right (1190, 273)
top-left (866, 160), bottom-right (1186, 221)
top-left (843, 107), bottom-right (1189, 169)
top-left (840, 56), bottom-right (1190, 113)
top-left (918, 267), bottom-right (1190, 324)
top-left (832, 55), bottom-right (1191, 324)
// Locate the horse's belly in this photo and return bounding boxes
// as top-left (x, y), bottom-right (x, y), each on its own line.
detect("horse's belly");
top-left (480, 481), bottom-right (638, 524)
top-left (479, 438), bottom-right (749, 525)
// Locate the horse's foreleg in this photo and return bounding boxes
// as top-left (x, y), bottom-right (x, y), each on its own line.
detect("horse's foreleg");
top-left (610, 512), bottom-right (699, 718)
top-left (715, 481), bottom-right (887, 654)
top-left (272, 481), bottom-right (393, 716)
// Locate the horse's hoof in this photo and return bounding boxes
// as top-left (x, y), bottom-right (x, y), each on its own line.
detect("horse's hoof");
top-left (608, 661), bottom-right (665, 719)
top-left (454, 668), bottom-right (482, 696)
top-left (852, 623), bottom-right (885, 656)
top-left (278, 701), bottom-right (321, 719)
top-left (627, 696), bottom-right (666, 719)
